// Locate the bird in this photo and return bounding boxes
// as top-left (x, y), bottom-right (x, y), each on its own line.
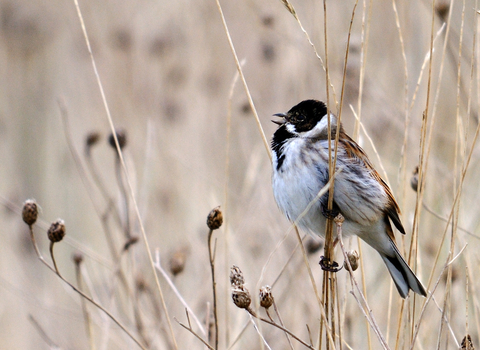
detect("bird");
top-left (271, 99), bottom-right (426, 298)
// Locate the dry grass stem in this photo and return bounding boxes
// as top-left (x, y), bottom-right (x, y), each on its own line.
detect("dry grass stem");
top-left (72, 1), bottom-right (178, 347)
top-left (335, 214), bottom-right (390, 350)
top-left (214, 0), bottom-right (271, 160)
top-left (154, 250), bottom-right (206, 336)
top-left (176, 311), bottom-right (214, 350)
top-left (246, 308), bottom-right (315, 350)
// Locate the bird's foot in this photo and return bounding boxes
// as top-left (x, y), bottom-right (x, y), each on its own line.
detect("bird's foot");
top-left (321, 205), bottom-right (340, 220)
top-left (319, 256), bottom-right (343, 272)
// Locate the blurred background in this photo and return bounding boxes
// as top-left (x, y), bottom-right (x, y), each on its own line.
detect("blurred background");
top-left (0, 0), bottom-right (479, 348)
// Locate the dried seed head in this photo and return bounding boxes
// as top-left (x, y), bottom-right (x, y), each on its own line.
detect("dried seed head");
top-left (123, 236), bottom-right (139, 251)
top-left (259, 285), bottom-right (274, 309)
top-left (86, 131), bottom-right (101, 148)
top-left (344, 250), bottom-right (360, 272)
top-left (169, 247), bottom-right (188, 276)
top-left (306, 238), bottom-right (323, 255)
top-left (232, 285), bottom-right (251, 309)
top-left (22, 199), bottom-right (38, 226)
top-left (333, 213), bottom-right (345, 224)
top-left (436, 3), bottom-right (450, 21)
top-left (411, 166), bottom-right (419, 192)
top-left (261, 14), bottom-right (275, 27)
top-left (230, 265), bottom-right (245, 287)
top-left (206, 206), bottom-right (223, 230)
top-left (461, 334), bottom-right (474, 350)
top-left (47, 219), bottom-right (66, 243)
top-left (136, 275), bottom-right (147, 292)
top-left (108, 128), bottom-right (127, 150)
top-left (72, 252), bottom-right (84, 265)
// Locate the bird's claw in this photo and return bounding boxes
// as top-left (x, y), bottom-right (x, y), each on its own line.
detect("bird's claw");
top-left (321, 205), bottom-right (340, 220)
top-left (319, 256), bottom-right (343, 272)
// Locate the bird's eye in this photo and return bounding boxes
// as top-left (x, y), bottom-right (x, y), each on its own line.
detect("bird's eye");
top-left (296, 115), bottom-right (306, 122)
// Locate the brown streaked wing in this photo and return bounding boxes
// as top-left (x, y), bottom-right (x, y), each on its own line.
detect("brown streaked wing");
top-left (339, 132), bottom-right (406, 236)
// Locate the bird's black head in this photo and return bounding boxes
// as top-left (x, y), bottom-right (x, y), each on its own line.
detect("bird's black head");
top-left (274, 100), bottom-right (328, 133)
top-left (271, 100), bottom-right (329, 170)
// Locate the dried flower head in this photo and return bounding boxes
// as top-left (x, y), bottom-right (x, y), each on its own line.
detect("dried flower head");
top-left (259, 285), bottom-right (274, 309)
top-left (136, 275), bottom-right (147, 292)
top-left (47, 219), bottom-right (66, 243)
top-left (436, 3), bottom-right (450, 21)
top-left (86, 131), bottom-right (101, 148)
top-left (207, 206), bottom-right (223, 230)
top-left (72, 252), bottom-right (84, 265)
top-left (305, 238), bottom-right (323, 255)
top-left (169, 247), bottom-right (188, 276)
top-left (461, 334), bottom-right (474, 350)
top-left (108, 128), bottom-right (127, 150)
top-left (411, 166), bottom-right (419, 192)
top-left (123, 236), bottom-right (139, 251)
top-left (232, 285), bottom-right (251, 309)
top-left (230, 265), bottom-right (245, 287)
top-left (22, 199), bottom-right (38, 226)
top-left (344, 250), bottom-right (360, 272)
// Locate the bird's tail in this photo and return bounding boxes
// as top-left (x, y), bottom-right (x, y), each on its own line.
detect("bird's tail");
top-left (381, 240), bottom-right (427, 298)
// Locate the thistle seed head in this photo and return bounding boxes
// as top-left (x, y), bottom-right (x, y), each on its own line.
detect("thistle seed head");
top-left (86, 131), bottom-right (101, 148)
top-left (230, 265), bottom-right (245, 287)
top-left (169, 247), bottom-right (188, 276)
top-left (344, 250), bottom-right (360, 272)
top-left (108, 128), bottom-right (127, 150)
top-left (207, 206), bottom-right (223, 230)
top-left (22, 199), bottom-right (38, 226)
top-left (47, 219), bottom-right (66, 243)
top-left (461, 334), bottom-right (474, 350)
top-left (232, 285), bottom-right (251, 309)
top-left (411, 166), bottom-right (419, 192)
top-left (72, 252), bottom-right (84, 265)
top-left (259, 285), bottom-right (274, 309)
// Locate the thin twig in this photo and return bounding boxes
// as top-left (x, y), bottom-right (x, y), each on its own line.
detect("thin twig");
top-left (249, 315), bottom-right (273, 350)
top-left (208, 229), bottom-right (219, 350)
top-left (176, 313), bottom-right (215, 350)
top-left (247, 308), bottom-right (315, 350)
top-left (272, 301), bottom-right (294, 350)
top-left (154, 250), bottom-right (206, 336)
top-left (74, 257), bottom-right (96, 350)
top-left (29, 315), bottom-right (62, 349)
top-left (27, 225), bottom-right (147, 349)
top-left (214, 0), bottom-right (270, 160)
top-left (335, 215), bottom-right (390, 350)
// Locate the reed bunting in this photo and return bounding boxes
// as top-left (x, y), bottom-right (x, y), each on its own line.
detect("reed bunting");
top-left (271, 99), bottom-right (426, 298)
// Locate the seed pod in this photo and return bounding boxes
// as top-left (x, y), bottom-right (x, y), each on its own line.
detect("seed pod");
top-left (259, 285), bottom-right (274, 309)
top-left (72, 252), bottom-right (84, 265)
top-left (86, 131), bottom-right (101, 148)
top-left (207, 206), bottom-right (223, 230)
top-left (108, 128), bottom-right (127, 150)
top-left (305, 238), bottom-right (323, 255)
top-left (230, 265), bottom-right (245, 287)
top-left (47, 219), bottom-right (66, 243)
top-left (22, 199), bottom-right (38, 226)
top-left (411, 166), bottom-right (419, 192)
top-left (461, 334), bottom-right (474, 350)
top-left (232, 285), bottom-right (251, 309)
top-left (344, 250), bottom-right (360, 272)
top-left (169, 247), bottom-right (188, 276)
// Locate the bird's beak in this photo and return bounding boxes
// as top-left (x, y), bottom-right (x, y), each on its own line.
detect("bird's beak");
top-left (272, 113), bottom-right (287, 125)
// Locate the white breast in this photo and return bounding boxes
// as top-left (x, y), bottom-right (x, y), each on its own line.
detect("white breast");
top-left (272, 137), bottom-right (329, 237)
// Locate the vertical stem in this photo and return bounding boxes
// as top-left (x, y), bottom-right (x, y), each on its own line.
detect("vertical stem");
top-left (75, 261), bottom-right (96, 350)
top-left (208, 229), bottom-right (219, 349)
top-left (49, 242), bottom-right (59, 275)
